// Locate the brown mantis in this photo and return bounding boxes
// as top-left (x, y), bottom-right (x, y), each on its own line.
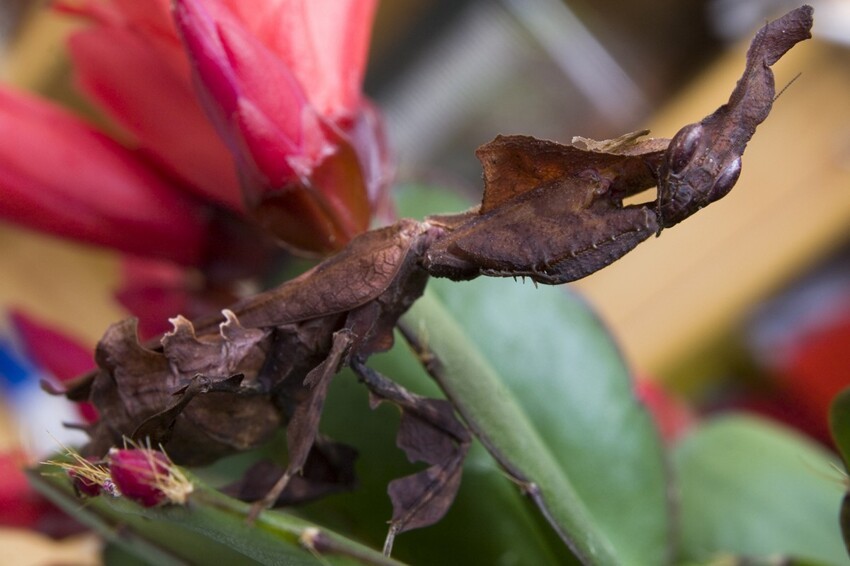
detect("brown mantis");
top-left (53, 5), bottom-right (813, 552)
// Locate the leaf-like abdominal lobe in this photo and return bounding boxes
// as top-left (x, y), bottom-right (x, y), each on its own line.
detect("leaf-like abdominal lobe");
top-left (73, 219), bottom-right (442, 468)
top-left (424, 132), bottom-right (667, 284)
top-left (217, 219), bottom-right (432, 329)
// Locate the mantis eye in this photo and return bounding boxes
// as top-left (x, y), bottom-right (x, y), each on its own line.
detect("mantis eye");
top-left (708, 157), bottom-right (742, 202)
top-left (666, 123), bottom-right (703, 174)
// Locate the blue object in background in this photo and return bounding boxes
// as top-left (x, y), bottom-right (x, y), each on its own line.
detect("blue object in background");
top-left (0, 337), bottom-right (36, 389)
top-left (0, 333), bottom-right (87, 456)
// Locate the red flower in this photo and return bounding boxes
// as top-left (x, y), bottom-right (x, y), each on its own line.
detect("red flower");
top-left (56, 0), bottom-right (244, 211)
top-left (771, 298), bottom-right (850, 445)
top-left (173, 0), bottom-right (388, 254)
top-left (0, 450), bottom-right (84, 537)
top-left (0, 0), bottom-right (383, 532)
top-left (11, 310), bottom-right (99, 423)
top-left (112, 257), bottom-right (196, 338)
top-left (634, 377), bottom-right (695, 444)
top-left (0, 451), bottom-right (55, 530)
top-left (0, 87), bottom-right (208, 265)
top-left (1, 0), bottom-right (388, 338)
top-left (1, 0), bottom-right (387, 266)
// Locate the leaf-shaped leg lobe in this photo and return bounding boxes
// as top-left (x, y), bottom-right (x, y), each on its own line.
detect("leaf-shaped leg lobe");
top-left (351, 360), bottom-right (470, 556)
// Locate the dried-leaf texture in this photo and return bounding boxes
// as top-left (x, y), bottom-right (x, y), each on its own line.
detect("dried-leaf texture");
top-left (56, 6), bottom-right (813, 549)
top-left (657, 5), bottom-right (814, 228)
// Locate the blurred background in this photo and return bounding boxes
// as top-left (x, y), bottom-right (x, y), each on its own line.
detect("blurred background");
top-left (0, 0), bottom-right (849, 559)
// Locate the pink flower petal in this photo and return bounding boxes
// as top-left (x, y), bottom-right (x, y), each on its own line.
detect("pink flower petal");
top-left (341, 101), bottom-right (394, 217)
top-left (10, 311), bottom-right (94, 382)
top-left (10, 310), bottom-right (98, 423)
top-left (223, 0), bottom-right (378, 117)
top-left (59, 0), bottom-right (243, 210)
top-left (0, 87), bottom-right (208, 265)
top-left (113, 257), bottom-right (193, 340)
top-left (173, 0), bottom-right (321, 184)
top-left (634, 377), bottom-right (695, 444)
top-left (172, 0), bottom-right (384, 254)
top-left (55, 0), bottom-right (173, 32)
top-left (0, 451), bottom-right (56, 530)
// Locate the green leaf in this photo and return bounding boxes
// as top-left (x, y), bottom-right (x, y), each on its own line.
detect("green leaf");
top-left (394, 183), bottom-right (471, 219)
top-left (300, 341), bottom-right (575, 565)
top-left (397, 278), bottom-right (671, 565)
top-left (679, 557), bottom-right (833, 566)
top-left (828, 388), bottom-right (850, 558)
top-left (29, 464), bottom-right (399, 566)
top-left (829, 388), bottom-right (850, 469)
top-left (672, 415), bottom-right (846, 564)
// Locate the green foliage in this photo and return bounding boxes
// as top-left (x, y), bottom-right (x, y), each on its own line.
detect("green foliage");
top-left (673, 416), bottom-right (845, 565)
top-left (829, 387), bottom-right (850, 558)
top-left (303, 347), bottom-right (573, 565)
top-left (829, 388), bottom-right (850, 469)
top-left (401, 280), bottom-right (670, 565)
top-left (31, 464), bottom-right (394, 565)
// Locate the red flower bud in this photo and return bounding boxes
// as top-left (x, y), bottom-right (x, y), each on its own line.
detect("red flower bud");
top-left (108, 448), bottom-right (192, 507)
top-left (46, 450), bottom-right (115, 498)
top-left (68, 466), bottom-right (108, 498)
